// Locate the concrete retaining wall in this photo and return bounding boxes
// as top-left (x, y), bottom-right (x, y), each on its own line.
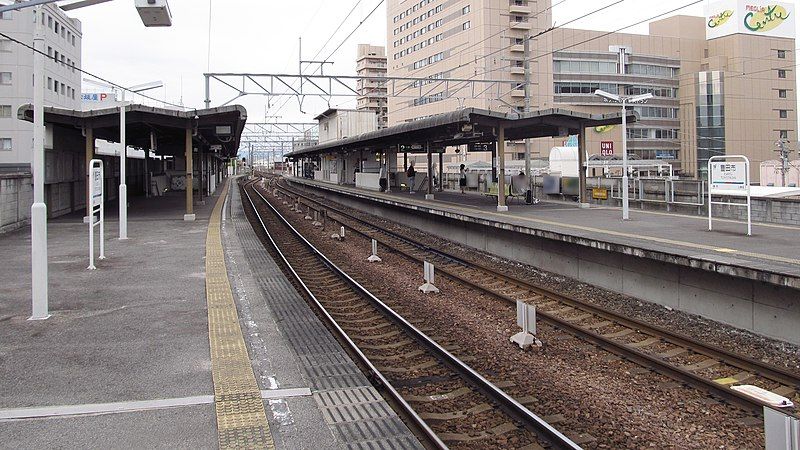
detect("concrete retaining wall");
top-left (297, 182), bottom-right (800, 345)
top-left (0, 174), bottom-right (33, 234)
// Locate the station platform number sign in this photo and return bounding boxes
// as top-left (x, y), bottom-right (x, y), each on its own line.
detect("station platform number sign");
top-left (468, 142), bottom-right (496, 153)
top-left (600, 141), bottom-right (614, 156)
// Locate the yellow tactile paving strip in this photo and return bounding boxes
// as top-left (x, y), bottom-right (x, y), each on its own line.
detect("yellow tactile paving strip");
top-left (205, 180), bottom-right (275, 449)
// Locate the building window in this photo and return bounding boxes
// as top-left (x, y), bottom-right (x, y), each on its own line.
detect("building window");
top-left (780, 110), bottom-right (788, 118)
top-left (54, 80), bottom-right (59, 93)
top-left (462, 21), bottom-right (470, 30)
top-left (0, 39), bottom-right (11, 53)
top-left (71, 35), bottom-right (75, 46)
top-left (0, 105), bottom-right (11, 118)
top-left (0, 138), bottom-right (11, 151)
top-left (555, 82), bottom-right (617, 95)
top-left (778, 50), bottom-right (786, 59)
top-left (462, 5), bottom-right (470, 14)
top-left (54, 22), bottom-right (59, 34)
top-left (554, 60), bottom-right (618, 74)
top-left (778, 69), bottom-right (787, 78)
top-left (47, 16), bottom-right (52, 28)
top-left (0, 11), bottom-right (12, 20)
top-left (0, 72), bottom-right (11, 85)
top-left (779, 89), bottom-right (788, 98)
top-left (47, 77), bottom-right (52, 90)
top-left (780, 130), bottom-right (789, 139)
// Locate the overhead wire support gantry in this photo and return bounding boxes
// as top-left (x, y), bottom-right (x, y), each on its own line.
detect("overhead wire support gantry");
top-left (203, 72), bottom-right (518, 109)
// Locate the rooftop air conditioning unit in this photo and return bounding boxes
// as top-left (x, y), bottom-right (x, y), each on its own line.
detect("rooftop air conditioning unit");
top-left (135, 0), bottom-right (172, 27)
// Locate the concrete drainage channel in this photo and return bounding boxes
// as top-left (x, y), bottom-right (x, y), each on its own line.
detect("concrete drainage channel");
top-left (241, 178), bottom-right (582, 450)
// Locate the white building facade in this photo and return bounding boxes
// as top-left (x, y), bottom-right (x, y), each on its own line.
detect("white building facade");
top-left (0, 5), bottom-right (82, 172)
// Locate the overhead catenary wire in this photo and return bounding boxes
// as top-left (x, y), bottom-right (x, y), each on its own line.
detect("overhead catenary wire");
top-left (267, 0), bottom-right (383, 120)
top-left (0, 30), bottom-right (189, 110)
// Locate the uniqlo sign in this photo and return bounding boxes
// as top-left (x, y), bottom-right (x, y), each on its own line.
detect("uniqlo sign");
top-left (600, 141), bottom-right (614, 156)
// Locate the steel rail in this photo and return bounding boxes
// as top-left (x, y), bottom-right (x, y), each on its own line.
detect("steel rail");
top-left (240, 180), bottom-right (447, 450)
top-left (274, 177), bottom-right (800, 416)
top-left (243, 179), bottom-right (582, 450)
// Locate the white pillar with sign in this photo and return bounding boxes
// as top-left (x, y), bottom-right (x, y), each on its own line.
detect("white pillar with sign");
top-left (708, 155), bottom-right (751, 236)
top-left (87, 159), bottom-right (106, 270)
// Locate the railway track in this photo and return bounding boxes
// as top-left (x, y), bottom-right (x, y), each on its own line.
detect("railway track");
top-left (240, 178), bottom-right (581, 450)
top-left (270, 175), bottom-right (800, 418)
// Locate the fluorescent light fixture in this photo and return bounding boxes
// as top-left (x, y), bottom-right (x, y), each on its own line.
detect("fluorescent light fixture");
top-left (628, 93), bottom-right (654, 104)
top-left (594, 89), bottom-right (621, 103)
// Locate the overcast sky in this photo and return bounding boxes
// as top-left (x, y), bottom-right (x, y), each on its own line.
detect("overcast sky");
top-left (69, 0), bottom-right (712, 124)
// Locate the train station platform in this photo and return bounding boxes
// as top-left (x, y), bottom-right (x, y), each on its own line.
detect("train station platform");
top-left (0, 178), bottom-right (419, 448)
top-left (286, 176), bottom-right (800, 345)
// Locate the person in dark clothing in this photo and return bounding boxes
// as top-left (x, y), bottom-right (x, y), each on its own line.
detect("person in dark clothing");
top-left (406, 162), bottom-right (416, 193)
top-left (459, 164), bottom-right (467, 194)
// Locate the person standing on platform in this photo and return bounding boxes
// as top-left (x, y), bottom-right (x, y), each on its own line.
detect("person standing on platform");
top-left (406, 162), bottom-right (416, 194)
top-left (459, 164), bottom-right (467, 194)
top-left (379, 163), bottom-right (387, 192)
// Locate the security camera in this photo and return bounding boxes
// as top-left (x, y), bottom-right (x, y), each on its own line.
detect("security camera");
top-left (135, 0), bottom-right (173, 27)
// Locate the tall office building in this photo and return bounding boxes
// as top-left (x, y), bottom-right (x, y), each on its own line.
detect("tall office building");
top-left (356, 44), bottom-right (389, 129)
top-left (386, 0), bottom-right (796, 180)
top-left (0, 4), bottom-right (82, 172)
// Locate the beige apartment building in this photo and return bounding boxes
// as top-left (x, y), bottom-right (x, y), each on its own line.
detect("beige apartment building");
top-left (356, 44), bottom-right (389, 129)
top-left (386, 0), bottom-right (796, 180)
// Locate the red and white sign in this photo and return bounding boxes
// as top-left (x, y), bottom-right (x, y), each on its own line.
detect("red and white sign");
top-left (600, 141), bottom-right (614, 156)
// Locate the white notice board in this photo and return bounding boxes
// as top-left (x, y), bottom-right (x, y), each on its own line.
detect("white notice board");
top-left (91, 167), bottom-right (103, 207)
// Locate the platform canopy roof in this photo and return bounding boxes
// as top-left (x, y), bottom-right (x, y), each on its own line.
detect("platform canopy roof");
top-left (284, 107), bottom-right (638, 159)
top-left (18, 104), bottom-right (247, 158)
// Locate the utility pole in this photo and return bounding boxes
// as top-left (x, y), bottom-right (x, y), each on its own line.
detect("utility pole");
top-left (774, 138), bottom-right (792, 186)
top-left (30, 5), bottom-right (48, 320)
top-left (523, 32), bottom-right (532, 179)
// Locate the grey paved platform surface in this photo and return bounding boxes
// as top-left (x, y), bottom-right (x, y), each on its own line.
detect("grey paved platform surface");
top-left (289, 177), bottom-right (800, 287)
top-left (224, 181), bottom-right (422, 449)
top-left (0, 191), bottom-right (219, 447)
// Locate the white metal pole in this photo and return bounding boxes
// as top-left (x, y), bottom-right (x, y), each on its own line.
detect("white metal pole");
top-left (746, 158), bottom-right (752, 236)
top-left (30, 6), bottom-right (49, 320)
top-left (708, 172), bottom-right (713, 231)
top-left (99, 162), bottom-right (105, 259)
top-left (119, 92), bottom-right (128, 240)
top-left (621, 99), bottom-right (629, 220)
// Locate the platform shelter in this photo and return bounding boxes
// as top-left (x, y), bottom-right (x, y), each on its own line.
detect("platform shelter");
top-left (18, 104), bottom-right (246, 219)
top-left (284, 107), bottom-right (637, 211)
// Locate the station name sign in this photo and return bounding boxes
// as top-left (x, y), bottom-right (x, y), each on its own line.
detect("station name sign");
top-left (706, 0), bottom-right (795, 40)
top-left (710, 161), bottom-right (747, 192)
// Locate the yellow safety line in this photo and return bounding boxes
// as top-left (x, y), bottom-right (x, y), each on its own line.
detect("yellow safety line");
top-left (205, 180), bottom-right (275, 449)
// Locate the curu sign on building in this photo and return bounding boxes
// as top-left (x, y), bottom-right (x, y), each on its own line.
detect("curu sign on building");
top-left (706, 0), bottom-right (795, 40)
